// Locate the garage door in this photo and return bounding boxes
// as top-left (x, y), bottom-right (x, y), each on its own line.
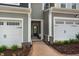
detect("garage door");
top-left (0, 20), bottom-right (22, 47)
top-left (54, 20), bottom-right (79, 41)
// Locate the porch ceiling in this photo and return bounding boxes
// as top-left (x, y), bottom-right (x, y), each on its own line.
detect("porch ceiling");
top-left (0, 5), bottom-right (31, 14)
top-left (51, 7), bottom-right (79, 15)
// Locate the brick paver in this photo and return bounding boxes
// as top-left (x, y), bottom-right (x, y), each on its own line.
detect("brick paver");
top-left (29, 41), bottom-right (63, 56)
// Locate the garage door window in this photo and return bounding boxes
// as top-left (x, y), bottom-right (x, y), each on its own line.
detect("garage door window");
top-left (75, 22), bottom-right (79, 25)
top-left (55, 21), bottom-right (64, 24)
top-left (65, 21), bottom-right (73, 24)
top-left (0, 22), bottom-right (3, 25)
top-left (7, 22), bottom-right (20, 25)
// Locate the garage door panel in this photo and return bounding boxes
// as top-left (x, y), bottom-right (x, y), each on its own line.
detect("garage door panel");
top-left (55, 24), bottom-right (66, 40)
top-left (0, 20), bottom-right (23, 47)
top-left (54, 19), bottom-right (79, 41)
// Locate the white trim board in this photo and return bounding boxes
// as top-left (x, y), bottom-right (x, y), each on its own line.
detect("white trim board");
top-left (0, 5), bottom-right (31, 14)
top-left (54, 17), bottom-right (79, 20)
top-left (28, 14), bottom-right (32, 44)
top-left (32, 19), bottom-right (43, 21)
top-left (0, 17), bottom-right (23, 20)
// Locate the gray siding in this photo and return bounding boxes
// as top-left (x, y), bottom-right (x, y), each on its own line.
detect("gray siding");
top-left (53, 13), bottom-right (75, 18)
top-left (31, 3), bottom-right (43, 19)
top-left (0, 13), bottom-right (28, 42)
top-left (52, 13), bottom-right (54, 38)
top-left (43, 11), bottom-right (49, 41)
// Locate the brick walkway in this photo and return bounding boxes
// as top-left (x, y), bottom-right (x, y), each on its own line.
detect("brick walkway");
top-left (29, 40), bottom-right (63, 56)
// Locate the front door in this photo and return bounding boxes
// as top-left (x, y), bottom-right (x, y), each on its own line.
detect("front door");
top-left (31, 21), bottom-right (41, 39)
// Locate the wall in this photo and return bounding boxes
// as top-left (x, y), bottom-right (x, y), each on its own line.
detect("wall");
top-left (31, 3), bottom-right (43, 19)
top-left (43, 11), bottom-right (49, 42)
top-left (53, 13), bottom-right (75, 18)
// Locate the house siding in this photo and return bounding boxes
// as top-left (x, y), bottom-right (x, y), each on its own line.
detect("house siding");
top-left (43, 11), bottom-right (49, 42)
top-left (31, 3), bottom-right (43, 19)
top-left (53, 13), bottom-right (75, 18)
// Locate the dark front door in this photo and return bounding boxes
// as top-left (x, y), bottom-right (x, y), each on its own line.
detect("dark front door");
top-left (33, 25), bottom-right (38, 36)
top-left (31, 21), bottom-right (41, 39)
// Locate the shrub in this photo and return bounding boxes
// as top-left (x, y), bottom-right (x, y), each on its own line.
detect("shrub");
top-left (63, 40), bottom-right (69, 44)
top-left (69, 39), bottom-right (75, 43)
top-left (76, 33), bottom-right (79, 40)
top-left (73, 39), bottom-right (79, 43)
top-left (0, 45), bottom-right (7, 52)
top-left (11, 45), bottom-right (18, 51)
top-left (69, 38), bottom-right (79, 44)
top-left (54, 41), bottom-right (64, 45)
top-left (54, 38), bottom-right (79, 45)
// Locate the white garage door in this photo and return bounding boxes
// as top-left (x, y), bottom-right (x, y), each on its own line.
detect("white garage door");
top-left (54, 19), bottom-right (79, 41)
top-left (0, 20), bottom-right (23, 47)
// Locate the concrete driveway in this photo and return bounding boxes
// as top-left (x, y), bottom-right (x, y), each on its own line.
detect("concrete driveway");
top-left (29, 40), bottom-right (63, 56)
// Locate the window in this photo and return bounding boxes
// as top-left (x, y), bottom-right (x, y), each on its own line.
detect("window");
top-left (75, 22), bottom-right (79, 25)
top-left (20, 3), bottom-right (28, 8)
top-left (72, 3), bottom-right (76, 9)
top-left (55, 21), bottom-right (64, 24)
top-left (61, 3), bottom-right (66, 8)
top-left (50, 3), bottom-right (54, 7)
top-left (0, 22), bottom-right (3, 25)
top-left (7, 22), bottom-right (20, 25)
top-left (44, 3), bottom-right (50, 9)
top-left (65, 21), bottom-right (73, 24)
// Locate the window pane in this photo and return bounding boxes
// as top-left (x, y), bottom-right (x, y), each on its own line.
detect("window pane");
top-left (75, 22), bottom-right (79, 25)
top-left (7, 22), bottom-right (19, 25)
top-left (72, 3), bottom-right (76, 9)
top-left (50, 3), bottom-right (54, 7)
top-left (55, 21), bottom-right (64, 24)
top-left (66, 21), bottom-right (73, 24)
top-left (61, 3), bottom-right (66, 8)
top-left (0, 22), bottom-right (3, 25)
top-left (44, 3), bottom-right (49, 9)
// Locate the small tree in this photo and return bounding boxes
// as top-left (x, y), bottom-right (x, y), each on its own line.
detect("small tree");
top-left (76, 33), bottom-right (79, 40)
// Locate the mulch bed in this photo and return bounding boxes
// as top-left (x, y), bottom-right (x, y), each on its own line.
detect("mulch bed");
top-left (53, 43), bottom-right (79, 54)
top-left (0, 47), bottom-right (31, 56)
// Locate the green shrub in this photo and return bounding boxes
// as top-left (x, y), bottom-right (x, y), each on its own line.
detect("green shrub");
top-left (54, 38), bottom-right (79, 45)
top-left (54, 41), bottom-right (64, 45)
top-left (63, 40), bottom-right (69, 44)
top-left (69, 39), bottom-right (79, 44)
top-left (11, 45), bottom-right (18, 51)
top-left (69, 39), bottom-right (75, 43)
top-left (73, 39), bottom-right (79, 43)
top-left (0, 45), bottom-right (7, 52)
top-left (76, 33), bottom-right (79, 40)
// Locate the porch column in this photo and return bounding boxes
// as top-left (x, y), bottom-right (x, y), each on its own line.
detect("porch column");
top-left (48, 9), bottom-right (52, 41)
top-left (41, 20), bottom-right (43, 40)
top-left (28, 3), bottom-right (32, 44)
